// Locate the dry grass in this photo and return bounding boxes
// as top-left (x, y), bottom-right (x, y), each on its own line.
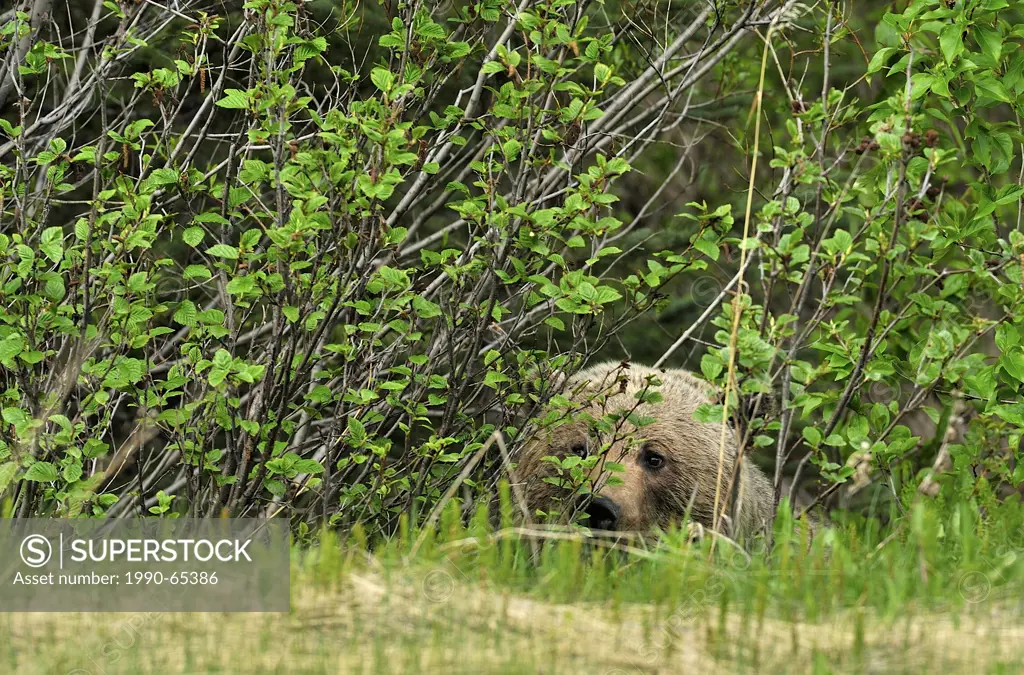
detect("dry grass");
top-left (3, 566), bottom-right (1024, 674)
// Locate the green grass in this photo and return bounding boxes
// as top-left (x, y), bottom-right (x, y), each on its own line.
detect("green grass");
top-left (325, 492), bottom-right (1024, 616)
top-left (4, 495), bottom-right (1024, 673)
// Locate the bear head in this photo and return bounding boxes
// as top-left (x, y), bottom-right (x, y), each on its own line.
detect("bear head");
top-left (515, 361), bottom-right (774, 539)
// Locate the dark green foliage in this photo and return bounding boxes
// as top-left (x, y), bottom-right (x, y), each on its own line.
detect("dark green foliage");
top-left (1, 0), bottom-right (1023, 551)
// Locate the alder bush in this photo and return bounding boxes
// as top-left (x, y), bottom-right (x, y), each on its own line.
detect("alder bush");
top-left (1, 0), bottom-right (1023, 538)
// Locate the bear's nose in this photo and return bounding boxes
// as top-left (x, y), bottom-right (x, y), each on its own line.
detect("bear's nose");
top-left (586, 496), bottom-right (620, 531)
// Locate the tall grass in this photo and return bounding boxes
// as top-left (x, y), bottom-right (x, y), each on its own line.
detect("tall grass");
top-left (300, 490), bottom-right (1024, 619)
top-left (5, 494), bottom-right (1024, 674)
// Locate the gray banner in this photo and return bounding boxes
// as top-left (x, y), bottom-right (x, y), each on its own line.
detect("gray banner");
top-left (0, 518), bottom-right (290, 612)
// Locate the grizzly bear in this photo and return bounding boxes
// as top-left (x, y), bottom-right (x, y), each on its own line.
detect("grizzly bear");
top-left (516, 361), bottom-right (775, 540)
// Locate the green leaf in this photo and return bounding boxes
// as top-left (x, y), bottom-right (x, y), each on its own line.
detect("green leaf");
top-left (183, 227), bottom-right (204, 247)
top-left (0, 462), bottom-right (17, 493)
top-left (43, 274), bottom-right (65, 300)
top-left (39, 226), bottom-right (64, 263)
top-left (594, 286), bottom-right (622, 305)
top-left (208, 368), bottom-right (228, 387)
top-left (994, 404), bottom-right (1024, 427)
top-left (226, 275), bottom-right (255, 295)
top-left (975, 25), bottom-right (1002, 64)
top-left (975, 75), bottom-right (1011, 103)
top-left (370, 67), bottom-right (394, 93)
top-left (183, 265), bottom-right (212, 280)
top-left (484, 369), bottom-right (510, 389)
top-left (996, 323), bottom-right (1020, 352)
top-left (694, 237), bottom-right (719, 261)
top-left (868, 47), bottom-right (897, 73)
top-left (15, 244), bottom-right (33, 277)
top-left (173, 300), bottom-right (198, 326)
top-left (347, 416), bottom-right (367, 443)
top-left (939, 25), bottom-right (962, 64)
top-left (293, 459), bottom-right (324, 474)
top-left (194, 212), bottom-right (229, 225)
top-left (822, 433), bottom-right (845, 448)
top-left (216, 89), bottom-right (250, 109)
top-left (128, 306), bottom-right (153, 325)
top-left (2, 407), bottom-right (29, 427)
top-left (412, 295), bottom-right (442, 318)
top-left (205, 244), bottom-right (239, 259)
top-left (1001, 350), bottom-right (1024, 383)
top-left (62, 463), bottom-right (83, 483)
top-left (24, 461), bottom-right (59, 483)
top-left (19, 351), bottom-right (44, 365)
top-left (149, 168), bottom-right (179, 186)
top-left (909, 73), bottom-right (933, 99)
top-left (0, 333), bottom-right (24, 364)
top-left (213, 349), bottom-right (231, 369)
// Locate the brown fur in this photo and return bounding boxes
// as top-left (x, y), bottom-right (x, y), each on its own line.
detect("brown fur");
top-left (516, 361), bottom-right (775, 540)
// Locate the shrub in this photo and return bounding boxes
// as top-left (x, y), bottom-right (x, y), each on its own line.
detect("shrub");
top-left (1, 0), bottom-right (1023, 539)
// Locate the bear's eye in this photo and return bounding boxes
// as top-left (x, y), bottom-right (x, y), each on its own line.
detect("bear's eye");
top-left (569, 442), bottom-right (588, 458)
top-left (641, 446), bottom-right (665, 471)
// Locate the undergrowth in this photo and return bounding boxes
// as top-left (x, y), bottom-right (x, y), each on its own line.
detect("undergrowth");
top-left (297, 490), bottom-right (1024, 622)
